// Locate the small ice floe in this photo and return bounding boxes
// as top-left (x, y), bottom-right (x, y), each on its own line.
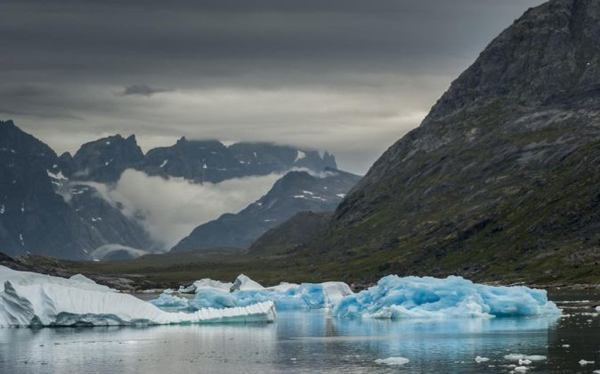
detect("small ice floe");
top-left (475, 356), bottom-right (490, 363)
top-left (336, 193), bottom-right (346, 198)
top-left (160, 160), bottom-right (168, 168)
top-left (504, 354), bottom-right (546, 362)
top-left (562, 344), bottom-right (570, 348)
top-left (514, 366), bottom-right (528, 373)
top-left (579, 359), bottom-right (595, 366)
top-left (374, 357), bottom-right (409, 366)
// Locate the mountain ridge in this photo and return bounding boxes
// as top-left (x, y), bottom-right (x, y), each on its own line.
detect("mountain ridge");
top-left (253, 0), bottom-right (600, 284)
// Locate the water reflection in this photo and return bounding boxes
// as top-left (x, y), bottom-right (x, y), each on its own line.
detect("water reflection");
top-left (1, 311), bottom-right (595, 374)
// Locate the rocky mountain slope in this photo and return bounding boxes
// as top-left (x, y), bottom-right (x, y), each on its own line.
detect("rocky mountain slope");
top-left (0, 121), bottom-right (153, 259)
top-left (171, 169), bottom-right (360, 252)
top-left (259, 0), bottom-right (600, 284)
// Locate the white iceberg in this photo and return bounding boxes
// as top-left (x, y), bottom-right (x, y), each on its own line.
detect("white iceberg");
top-left (178, 278), bottom-right (233, 294)
top-left (332, 275), bottom-right (561, 319)
top-left (230, 274), bottom-right (265, 291)
top-left (374, 357), bottom-right (410, 365)
top-left (0, 266), bottom-right (275, 327)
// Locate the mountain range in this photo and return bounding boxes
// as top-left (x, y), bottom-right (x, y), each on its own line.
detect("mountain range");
top-left (0, 120), bottom-right (350, 260)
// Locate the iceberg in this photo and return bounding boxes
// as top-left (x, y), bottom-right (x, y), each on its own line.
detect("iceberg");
top-left (152, 275), bottom-right (354, 312)
top-left (178, 278), bottom-right (234, 294)
top-left (332, 275), bottom-right (561, 319)
top-left (0, 266), bottom-right (275, 327)
top-left (231, 274), bottom-right (265, 291)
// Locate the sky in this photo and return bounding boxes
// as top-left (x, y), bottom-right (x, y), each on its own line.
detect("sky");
top-left (0, 0), bottom-right (546, 174)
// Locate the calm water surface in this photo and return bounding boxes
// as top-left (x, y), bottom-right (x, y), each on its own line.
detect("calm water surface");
top-left (1, 292), bottom-right (600, 374)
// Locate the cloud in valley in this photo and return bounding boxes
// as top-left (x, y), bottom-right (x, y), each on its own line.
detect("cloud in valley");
top-left (86, 169), bottom-right (282, 250)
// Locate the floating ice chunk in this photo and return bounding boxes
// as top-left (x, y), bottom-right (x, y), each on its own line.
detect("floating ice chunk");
top-left (150, 294), bottom-right (190, 312)
top-left (189, 290), bottom-right (238, 310)
top-left (514, 366), bottom-right (528, 372)
top-left (374, 357), bottom-right (409, 365)
top-left (562, 344), bottom-right (570, 348)
top-left (580, 360), bottom-right (595, 366)
top-left (475, 356), bottom-right (490, 363)
top-left (160, 160), bottom-right (168, 168)
top-left (332, 275), bottom-right (561, 319)
top-left (178, 279), bottom-right (233, 294)
top-left (231, 274), bottom-right (265, 291)
top-left (158, 277), bottom-right (353, 313)
top-left (193, 278), bottom-right (233, 293)
top-left (505, 354), bottom-right (546, 362)
top-left (0, 266), bottom-right (275, 327)
top-left (266, 282), bottom-right (300, 293)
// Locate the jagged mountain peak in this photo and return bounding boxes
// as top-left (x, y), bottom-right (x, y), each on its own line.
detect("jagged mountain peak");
top-left (428, 0), bottom-right (600, 123)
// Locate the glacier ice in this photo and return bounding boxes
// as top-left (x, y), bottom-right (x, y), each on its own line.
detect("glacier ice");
top-left (179, 278), bottom-right (234, 294)
top-left (231, 274), bottom-right (265, 291)
top-left (332, 275), bottom-right (561, 319)
top-left (0, 266), bottom-right (275, 327)
top-left (155, 275), bottom-right (354, 312)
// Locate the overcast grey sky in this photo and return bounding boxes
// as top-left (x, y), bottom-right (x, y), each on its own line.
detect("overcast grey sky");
top-left (0, 0), bottom-right (545, 174)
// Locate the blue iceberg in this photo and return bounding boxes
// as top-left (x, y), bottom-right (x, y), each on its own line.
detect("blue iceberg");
top-left (332, 275), bottom-right (561, 319)
top-left (149, 293), bottom-right (191, 312)
top-left (151, 275), bottom-right (353, 312)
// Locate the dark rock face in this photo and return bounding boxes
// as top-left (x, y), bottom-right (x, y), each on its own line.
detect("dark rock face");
top-left (143, 140), bottom-right (336, 183)
top-left (0, 120), bottom-right (153, 259)
top-left (286, 0), bottom-right (600, 283)
top-left (69, 135), bottom-right (145, 183)
top-left (248, 211), bottom-right (333, 256)
top-left (68, 135), bottom-right (337, 184)
top-left (170, 169), bottom-right (360, 253)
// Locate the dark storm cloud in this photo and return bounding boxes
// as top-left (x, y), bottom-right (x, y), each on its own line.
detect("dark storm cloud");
top-left (0, 0), bottom-right (545, 173)
top-left (121, 85), bottom-right (172, 97)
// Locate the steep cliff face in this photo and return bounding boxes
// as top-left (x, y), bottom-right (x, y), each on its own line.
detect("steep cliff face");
top-left (0, 121), bottom-right (152, 259)
top-left (300, 0), bottom-right (600, 283)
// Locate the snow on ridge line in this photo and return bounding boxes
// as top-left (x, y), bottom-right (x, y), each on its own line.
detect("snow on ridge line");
top-left (0, 266), bottom-right (276, 327)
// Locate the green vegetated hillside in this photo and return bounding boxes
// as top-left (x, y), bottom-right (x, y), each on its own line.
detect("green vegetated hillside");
top-left (248, 0), bottom-right (600, 286)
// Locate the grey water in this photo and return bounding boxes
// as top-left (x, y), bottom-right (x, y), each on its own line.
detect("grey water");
top-left (1, 293), bottom-right (600, 374)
